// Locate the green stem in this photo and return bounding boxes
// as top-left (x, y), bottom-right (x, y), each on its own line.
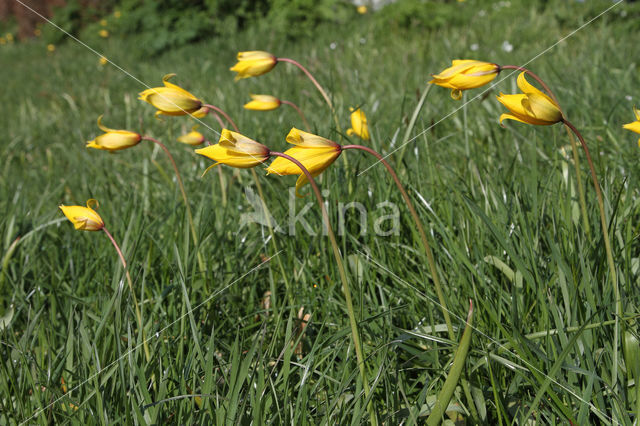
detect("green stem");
top-left (205, 106), bottom-right (293, 309)
top-left (143, 136), bottom-right (205, 273)
top-left (281, 99), bottom-right (311, 131)
top-left (102, 227), bottom-right (151, 362)
top-left (343, 144), bottom-right (454, 340)
top-left (563, 119), bottom-right (620, 390)
top-left (270, 151), bottom-right (376, 424)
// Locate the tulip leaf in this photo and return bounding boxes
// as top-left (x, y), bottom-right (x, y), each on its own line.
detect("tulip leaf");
top-left (425, 300), bottom-right (474, 426)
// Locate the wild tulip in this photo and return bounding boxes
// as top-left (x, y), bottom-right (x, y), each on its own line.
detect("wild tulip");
top-left (346, 107), bottom-right (370, 140)
top-left (497, 72), bottom-right (563, 126)
top-left (177, 125), bottom-right (205, 146)
top-left (59, 199), bottom-right (104, 231)
top-left (138, 74), bottom-right (203, 116)
top-left (266, 128), bottom-right (342, 196)
top-left (86, 115), bottom-right (141, 151)
top-left (230, 51), bottom-right (277, 80)
top-left (195, 129), bottom-right (270, 171)
top-left (430, 59), bottom-right (500, 100)
top-left (623, 106), bottom-right (640, 146)
top-left (244, 94), bottom-right (281, 111)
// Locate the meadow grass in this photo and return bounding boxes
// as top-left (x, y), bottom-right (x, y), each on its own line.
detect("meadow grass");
top-left (1, 0), bottom-right (640, 423)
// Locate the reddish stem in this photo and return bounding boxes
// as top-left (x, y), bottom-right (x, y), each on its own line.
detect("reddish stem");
top-left (269, 151), bottom-right (371, 401)
top-left (204, 104), bottom-right (239, 132)
top-left (277, 57), bottom-right (334, 110)
top-left (342, 144), bottom-right (454, 340)
top-left (281, 99), bottom-right (311, 131)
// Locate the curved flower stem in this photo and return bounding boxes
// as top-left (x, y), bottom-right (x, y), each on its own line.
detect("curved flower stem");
top-left (103, 227), bottom-right (151, 362)
top-left (142, 136), bottom-right (205, 272)
top-left (342, 144), bottom-right (454, 340)
top-left (563, 119), bottom-right (620, 389)
top-left (281, 99), bottom-right (311, 131)
top-left (270, 151), bottom-right (375, 422)
top-left (277, 57), bottom-right (350, 193)
top-left (499, 65), bottom-right (559, 104)
top-left (501, 65), bottom-right (591, 239)
top-left (208, 110), bottom-right (227, 130)
top-left (205, 108), bottom-right (293, 306)
top-left (277, 57), bottom-right (334, 111)
top-left (204, 104), bottom-right (239, 132)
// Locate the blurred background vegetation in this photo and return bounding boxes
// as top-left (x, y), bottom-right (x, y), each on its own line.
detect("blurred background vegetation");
top-left (2, 0), bottom-right (639, 56)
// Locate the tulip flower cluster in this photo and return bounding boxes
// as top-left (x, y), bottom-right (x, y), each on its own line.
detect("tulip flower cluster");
top-left (56, 46), bottom-right (639, 425)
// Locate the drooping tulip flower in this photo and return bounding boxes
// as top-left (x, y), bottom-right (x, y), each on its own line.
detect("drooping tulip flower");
top-left (86, 115), bottom-right (141, 151)
top-left (497, 72), bottom-right (563, 126)
top-left (267, 128), bottom-right (341, 196)
top-left (195, 129), bottom-right (270, 171)
top-left (623, 107), bottom-right (640, 146)
top-left (177, 125), bottom-right (205, 146)
top-left (230, 51), bottom-right (278, 80)
top-left (346, 107), bottom-right (370, 140)
top-left (59, 199), bottom-right (104, 231)
top-left (430, 60), bottom-right (500, 100)
top-left (244, 94), bottom-right (281, 111)
top-left (138, 74), bottom-right (203, 116)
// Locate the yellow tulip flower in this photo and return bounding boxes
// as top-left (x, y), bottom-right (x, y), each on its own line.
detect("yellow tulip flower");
top-left (497, 72), bottom-right (563, 126)
top-left (195, 129), bottom-right (270, 171)
top-left (267, 128), bottom-right (341, 196)
top-left (86, 115), bottom-right (142, 151)
top-left (138, 74), bottom-right (203, 117)
top-left (230, 51), bottom-right (278, 81)
top-left (244, 94), bottom-right (281, 111)
top-left (99, 29), bottom-right (109, 38)
top-left (430, 60), bottom-right (499, 100)
top-left (59, 199), bottom-right (104, 231)
top-left (346, 107), bottom-right (370, 140)
top-left (177, 125), bottom-right (205, 146)
top-left (623, 106), bottom-right (640, 146)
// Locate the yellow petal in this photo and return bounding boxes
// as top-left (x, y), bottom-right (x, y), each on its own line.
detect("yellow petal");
top-left (516, 72), bottom-right (558, 108)
top-left (244, 94), bottom-right (281, 111)
top-left (87, 130), bottom-right (141, 151)
top-left (286, 128), bottom-right (338, 148)
top-left (59, 202), bottom-right (104, 231)
top-left (96, 115), bottom-right (117, 133)
top-left (623, 121), bottom-right (640, 134)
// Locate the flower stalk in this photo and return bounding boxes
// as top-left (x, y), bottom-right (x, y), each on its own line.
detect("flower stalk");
top-left (102, 227), bottom-right (151, 362)
top-left (281, 99), bottom-right (311, 131)
top-left (563, 119), bottom-right (620, 388)
top-left (342, 144), bottom-right (454, 339)
top-left (270, 150), bottom-right (375, 421)
top-left (500, 66), bottom-right (591, 239)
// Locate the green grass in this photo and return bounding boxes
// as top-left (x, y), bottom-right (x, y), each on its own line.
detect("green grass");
top-left (1, 0), bottom-right (640, 423)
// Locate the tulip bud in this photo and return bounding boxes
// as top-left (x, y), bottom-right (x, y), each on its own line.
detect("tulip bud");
top-left (59, 199), bottom-right (104, 231)
top-left (86, 115), bottom-right (141, 151)
top-left (230, 51), bottom-right (278, 81)
top-left (138, 74), bottom-right (203, 116)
